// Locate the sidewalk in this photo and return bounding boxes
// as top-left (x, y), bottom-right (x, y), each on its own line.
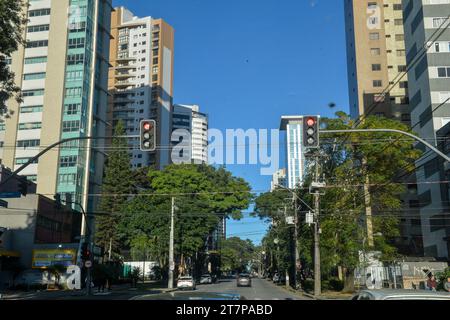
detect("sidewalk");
top-left (1, 281), bottom-right (177, 300)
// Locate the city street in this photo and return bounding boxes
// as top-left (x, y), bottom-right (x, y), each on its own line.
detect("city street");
top-left (190, 278), bottom-right (309, 300)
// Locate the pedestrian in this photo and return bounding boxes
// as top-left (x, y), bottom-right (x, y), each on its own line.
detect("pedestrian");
top-left (444, 277), bottom-right (450, 293)
top-left (427, 275), bottom-right (437, 291)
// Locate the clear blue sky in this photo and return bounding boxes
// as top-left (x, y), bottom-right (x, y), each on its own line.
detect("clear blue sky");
top-left (113, 0), bottom-right (350, 245)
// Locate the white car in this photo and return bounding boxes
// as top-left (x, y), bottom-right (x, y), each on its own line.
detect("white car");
top-left (351, 289), bottom-right (450, 300)
top-left (177, 276), bottom-right (196, 290)
top-left (199, 274), bottom-right (213, 284)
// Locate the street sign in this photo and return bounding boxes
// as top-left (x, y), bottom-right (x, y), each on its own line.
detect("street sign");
top-left (85, 260), bottom-right (92, 268)
top-left (0, 192), bottom-right (21, 198)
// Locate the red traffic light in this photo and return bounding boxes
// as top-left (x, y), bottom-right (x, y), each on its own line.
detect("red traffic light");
top-left (306, 117), bottom-right (316, 127)
top-left (143, 122), bottom-right (152, 131)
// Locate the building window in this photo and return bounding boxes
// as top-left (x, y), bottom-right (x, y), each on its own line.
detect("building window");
top-left (370, 48), bottom-right (381, 56)
top-left (27, 24), bottom-right (50, 33)
top-left (399, 81), bottom-right (408, 88)
top-left (437, 67), bottom-right (450, 78)
top-left (373, 80), bottom-right (382, 87)
top-left (395, 34), bottom-right (404, 41)
top-left (18, 122), bottom-right (42, 130)
top-left (62, 120), bottom-right (80, 132)
top-left (64, 103), bottom-right (81, 115)
top-left (17, 139), bottom-right (40, 148)
top-left (396, 50), bottom-right (406, 57)
top-left (369, 32), bottom-right (380, 40)
top-left (398, 65), bottom-right (407, 72)
top-left (22, 89), bottom-right (45, 97)
top-left (28, 8), bottom-right (51, 17)
top-left (372, 64), bottom-right (381, 71)
top-left (24, 56), bottom-right (47, 64)
top-left (68, 37), bottom-right (85, 49)
top-left (59, 155), bottom-right (78, 167)
top-left (23, 72), bottom-right (46, 80)
top-left (433, 17), bottom-right (447, 28)
top-left (20, 105), bottom-right (43, 113)
top-left (67, 53), bottom-right (84, 65)
top-left (15, 157), bottom-right (38, 165)
top-left (26, 40), bottom-right (48, 48)
top-left (65, 87), bottom-right (82, 98)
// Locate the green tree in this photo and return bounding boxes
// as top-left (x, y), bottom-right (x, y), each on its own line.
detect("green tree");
top-left (255, 112), bottom-right (422, 292)
top-left (0, 0), bottom-right (27, 118)
top-left (119, 164), bottom-right (253, 275)
top-left (95, 120), bottom-right (133, 258)
top-left (220, 237), bottom-right (255, 272)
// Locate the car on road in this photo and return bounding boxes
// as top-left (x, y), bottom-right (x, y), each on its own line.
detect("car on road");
top-left (237, 273), bottom-right (252, 287)
top-left (177, 276), bottom-right (196, 291)
top-left (351, 289), bottom-right (450, 300)
top-left (272, 273), bottom-right (285, 285)
top-left (199, 274), bottom-right (213, 284)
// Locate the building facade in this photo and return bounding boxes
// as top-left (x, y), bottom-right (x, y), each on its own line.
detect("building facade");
top-left (280, 116), bottom-right (306, 189)
top-left (108, 7), bottom-right (174, 170)
top-left (402, 0), bottom-right (450, 260)
top-left (345, 0), bottom-right (424, 256)
top-left (172, 104), bottom-right (208, 164)
top-left (0, 0), bottom-right (112, 212)
top-left (345, 0), bottom-right (410, 120)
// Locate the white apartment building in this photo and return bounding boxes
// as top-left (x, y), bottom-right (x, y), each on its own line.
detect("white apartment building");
top-left (172, 104), bottom-right (208, 164)
top-left (280, 116), bottom-right (306, 189)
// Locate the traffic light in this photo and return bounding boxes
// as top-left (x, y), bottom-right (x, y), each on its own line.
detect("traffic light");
top-left (303, 116), bottom-right (319, 148)
top-left (81, 242), bottom-right (91, 261)
top-left (18, 177), bottom-right (28, 196)
top-left (140, 119), bottom-right (156, 151)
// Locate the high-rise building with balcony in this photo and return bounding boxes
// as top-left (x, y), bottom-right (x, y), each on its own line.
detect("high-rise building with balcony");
top-left (345, 0), bottom-right (411, 121)
top-left (0, 0), bottom-right (112, 212)
top-left (402, 0), bottom-right (450, 259)
top-left (344, 0), bottom-right (424, 257)
top-left (107, 7), bottom-right (174, 170)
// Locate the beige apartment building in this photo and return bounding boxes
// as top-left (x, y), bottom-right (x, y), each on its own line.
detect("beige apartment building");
top-left (107, 7), bottom-right (174, 169)
top-left (345, 0), bottom-right (410, 121)
top-left (344, 0), bottom-right (423, 256)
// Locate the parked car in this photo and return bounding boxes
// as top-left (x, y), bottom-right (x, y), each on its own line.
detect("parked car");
top-left (177, 276), bottom-right (196, 291)
top-left (199, 274), bottom-right (213, 284)
top-left (351, 289), bottom-right (450, 300)
top-left (237, 273), bottom-right (252, 287)
top-left (272, 273), bottom-right (286, 285)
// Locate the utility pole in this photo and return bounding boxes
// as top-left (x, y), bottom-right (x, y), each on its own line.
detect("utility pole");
top-left (293, 196), bottom-right (301, 290)
top-left (362, 157), bottom-right (374, 247)
top-left (168, 197), bottom-right (175, 289)
top-left (313, 153), bottom-right (321, 297)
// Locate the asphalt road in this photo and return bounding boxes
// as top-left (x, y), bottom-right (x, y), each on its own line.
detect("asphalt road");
top-left (193, 278), bottom-right (310, 300)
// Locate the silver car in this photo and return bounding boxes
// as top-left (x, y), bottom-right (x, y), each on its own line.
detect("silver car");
top-left (351, 289), bottom-right (450, 300)
top-left (177, 276), bottom-right (196, 291)
top-left (237, 273), bottom-right (252, 287)
top-left (199, 274), bottom-right (213, 284)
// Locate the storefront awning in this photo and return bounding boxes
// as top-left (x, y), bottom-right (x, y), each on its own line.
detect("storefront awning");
top-left (0, 249), bottom-right (21, 258)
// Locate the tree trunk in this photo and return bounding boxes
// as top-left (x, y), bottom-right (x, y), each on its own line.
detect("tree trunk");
top-left (342, 267), bottom-right (355, 293)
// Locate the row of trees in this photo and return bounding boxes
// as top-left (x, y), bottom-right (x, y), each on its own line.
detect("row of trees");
top-left (94, 121), bottom-right (254, 278)
top-left (255, 112), bottom-right (422, 292)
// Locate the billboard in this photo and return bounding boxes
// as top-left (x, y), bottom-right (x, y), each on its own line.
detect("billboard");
top-left (32, 249), bottom-right (77, 269)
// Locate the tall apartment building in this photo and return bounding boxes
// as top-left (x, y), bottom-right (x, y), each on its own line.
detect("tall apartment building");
top-left (172, 104), bottom-right (208, 164)
top-left (402, 0), bottom-right (450, 259)
top-left (344, 0), bottom-right (424, 256)
top-left (280, 116), bottom-right (306, 189)
top-left (108, 7), bottom-right (174, 170)
top-left (345, 0), bottom-right (411, 121)
top-left (0, 0), bottom-right (112, 211)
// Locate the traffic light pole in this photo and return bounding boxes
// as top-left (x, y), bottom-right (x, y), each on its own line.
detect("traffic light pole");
top-left (320, 128), bottom-right (450, 163)
top-left (0, 135), bottom-right (138, 189)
